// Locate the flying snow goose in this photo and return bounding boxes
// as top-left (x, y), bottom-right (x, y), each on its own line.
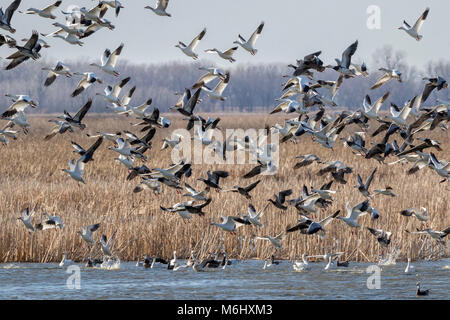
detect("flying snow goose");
top-left (90, 43), bottom-right (124, 76)
top-left (71, 72), bottom-right (103, 97)
top-left (205, 47), bottom-right (238, 63)
top-left (267, 189), bottom-right (292, 210)
top-left (398, 8), bottom-right (429, 41)
top-left (400, 207), bottom-right (430, 222)
top-left (0, 0), bottom-right (21, 33)
top-left (328, 40), bottom-right (358, 77)
top-left (254, 231), bottom-right (286, 249)
top-left (100, 235), bottom-right (113, 257)
top-left (386, 96), bottom-right (416, 127)
top-left (42, 61), bottom-right (72, 87)
top-left (96, 76), bottom-right (131, 105)
top-left (421, 76), bottom-right (448, 103)
top-left (427, 152), bottom-right (450, 181)
top-left (101, 0), bottom-right (124, 17)
top-left (239, 203), bottom-right (269, 228)
top-left (201, 72), bottom-right (230, 101)
top-left (286, 210), bottom-right (340, 237)
top-left (1, 94), bottom-right (37, 118)
top-left (176, 28), bottom-right (206, 60)
top-left (23, 1), bottom-right (61, 19)
top-left (2, 111), bottom-right (30, 134)
top-left (161, 133), bottom-right (182, 150)
top-left (77, 223), bottom-right (100, 245)
top-left (17, 207), bottom-right (36, 233)
top-left (406, 226), bottom-right (450, 245)
top-left (221, 180), bottom-right (261, 200)
top-left (133, 177), bottom-right (162, 194)
top-left (119, 98), bottom-right (153, 117)
top-left (6, 30), bottom-right (41, 61)
top-left (170, 88), bottom-right (201, 117)
top-left (361, 91), bottom-right (390, 120)
top-left (233, 21), bottom-right (264, 55)
top-left (192, 67), bottom-right (226, 89)
top-left (370, 68), bottom-right (402, 90)
top-left (145, 0), bottom-right (171, 17)
top-left (243, 161), bottom-right (277, 179)
top-left (354, 168), bottom-right (377, 198)
top-left (374, 186), bottom-right (396, 197)
top-left (35, 212), bottom-right (64, 230)
top-left (337, 200), bottom-right (370, 228)
top-left (293, 154), bottom-right (322, 169)
top-left (58, 99), bottom-right (92, 130)
top-left (0, 33), bottom-right (16, 47)
top-left (183, 183), bottom-right (210, 201)
top-left (210, 216), bottom-right (250, 233)
top-left (43, 120), bottom-right (73, 140)
top-left (367, 227), bottom-right (392, 247)
top-left (197, 170), bottom-right (229, 190)
top-left (87, 131), bottom-right (121, 142)
top-left (62, 158), bottom-right (86, 184)
top-left (71, 137), bottom-right (103, 163)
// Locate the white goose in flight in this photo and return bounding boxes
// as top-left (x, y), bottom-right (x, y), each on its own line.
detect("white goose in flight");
top-left (145, 0), bottom-right (171, 17)
top-left (96, 76), bottom-right (131, 106)
top-left (0, 0), bottom-right (21, 33)
top-left (201, 72), bottom-right (230, 101)
top-left (233, 21), bottom-right (264, 55)
top-left (23, 1), bottom-right (62, 20)
top-left (90, 43), bottom-right (124, 77)
top-left (192, 67), bottom-right (226, 90)
top-left (176, 28), bottom-right (206, 60)
top-left (17, 207), bottom-right (36, 233)
top-left (77, 223), bottom-right (100, 245)
top-left (205, 47), bottom-right (238, 63)
top-left (1, 94), bottom-right (38, 118)
top-left (254, 231), bottom-right (286, 249)
top-left (210, 216), bottom-right (249, 234)
top-left (337, 200), bottom-right (370, 228)
top-left (62, 158), bottom-right (86, 184)
top-left (42, 61), bottom-right (72, 87)
top-left (361, 91), bottom-right (390, 120)
top-left (371, 68), bottom-right (402, 90)
top-left (71, 72), bottom-right (103, 97)
top-left (36, 212), bottom-right (64, 230)
top-left (328, 40), bottom-right (358, 77)
top-left (398, 7), bottom-right (429, 41)
top-left (386, 96), bottom-right (416, 127)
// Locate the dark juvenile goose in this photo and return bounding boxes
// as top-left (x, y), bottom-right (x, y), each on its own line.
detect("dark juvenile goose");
top-left (58, 99), bottom-right (92, 130)
top-left (197, 170), bottom-right (229, 190)
top-left (220, 180), bottom-right (261, 199)
top-left (268, 189), bottom-right (292, 210)
top-left (71, 137), bottom-right (103, 163)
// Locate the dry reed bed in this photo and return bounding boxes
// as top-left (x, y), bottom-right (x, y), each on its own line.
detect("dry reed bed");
top-left (0, 114), bottom-right (449, 263)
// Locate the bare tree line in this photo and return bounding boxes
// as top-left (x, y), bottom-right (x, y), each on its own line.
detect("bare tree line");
top-left (0, 45), bottom-right (448, 114)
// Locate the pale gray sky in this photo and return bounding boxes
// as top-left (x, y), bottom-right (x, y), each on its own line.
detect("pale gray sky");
top-left (5, 0), bottom-right (449, 69)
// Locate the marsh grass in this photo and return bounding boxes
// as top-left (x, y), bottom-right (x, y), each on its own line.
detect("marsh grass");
top-left (0, 113), bottom-right (448, 263)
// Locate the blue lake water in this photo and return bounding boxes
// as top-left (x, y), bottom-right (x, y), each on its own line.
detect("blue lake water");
top-left (0, 259), bottom-right (448, 300)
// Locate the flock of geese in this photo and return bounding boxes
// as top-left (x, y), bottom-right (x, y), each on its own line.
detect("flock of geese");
top-left (2, 1), bottom-right (449, 296)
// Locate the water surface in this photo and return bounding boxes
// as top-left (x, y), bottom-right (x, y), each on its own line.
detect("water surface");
top-left (1, 259), bottom-right (448, 299)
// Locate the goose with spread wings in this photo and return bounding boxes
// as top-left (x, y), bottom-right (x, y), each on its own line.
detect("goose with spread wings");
top-left (23, 1), bottom-right (61, 19)
top-left (57, 99), bottom-right (92, 130)
top-left (145, 0), bottom-right (171, 17)
top-left (233, 21), bottom-right (264, 55)
top-left (220, 180), bottom-right (261, 200)
top-left (205, 47), bottom-right (238, 63)
top-left (176, 28), bottom-right (206, 60)
top-left (71, 72), bottom-right (103, 97)
top-left (90, 43), bottom-right (124, 77)
top-left (398, 7), bottom-right (429, 41)
top-left (0, 0), bottom-right (21, 33)
top-left (71, 137), bottom-right (104, 163)
top-left (42, 61), bottom-right (72, 87)
top-left (286, 210), bottom-right (340, 237)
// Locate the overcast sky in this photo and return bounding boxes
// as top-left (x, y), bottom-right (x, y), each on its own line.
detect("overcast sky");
top-left (4, 0), bottom-right (448, 69)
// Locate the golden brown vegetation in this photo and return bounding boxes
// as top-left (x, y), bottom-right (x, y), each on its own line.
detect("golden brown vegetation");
top-left (0, 114), bottom-right (449, 263)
